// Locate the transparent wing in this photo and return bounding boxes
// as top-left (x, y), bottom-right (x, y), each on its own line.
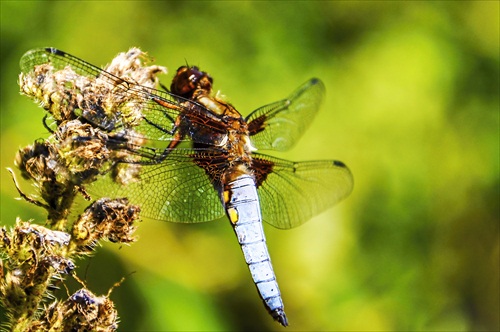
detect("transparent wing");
top-left (19, 47), bottom-right (227, 148)
top-left (253, 154), bottom-right (353, 229)
top-left (91, 149), bottom-right (225, 223)
top-left (246, 78), bottom-right (325, 151)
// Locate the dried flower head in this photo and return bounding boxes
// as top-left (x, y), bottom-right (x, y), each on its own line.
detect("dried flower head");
top-left (71, 198), bottom-right (140, 254)
top-left (0, 221), bottom-right (73, 325)
top-left (26, 288), bottom-right (118, 331)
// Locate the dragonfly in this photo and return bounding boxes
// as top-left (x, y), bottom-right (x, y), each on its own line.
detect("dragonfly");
top-left (19, 47), bottom-right (353, 326)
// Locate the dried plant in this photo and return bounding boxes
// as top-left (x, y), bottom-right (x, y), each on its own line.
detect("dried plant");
top-left (1, 48), bottom-right (163, 331)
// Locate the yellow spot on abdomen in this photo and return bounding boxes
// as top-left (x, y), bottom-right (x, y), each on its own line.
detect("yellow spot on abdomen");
top-left (223, 190), bottom-right (230, 203)
top-left (227, 207), bottom-right (239, 224)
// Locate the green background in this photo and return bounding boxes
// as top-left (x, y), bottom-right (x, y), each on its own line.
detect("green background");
top-left (1, 1), bottom-right (498, 331)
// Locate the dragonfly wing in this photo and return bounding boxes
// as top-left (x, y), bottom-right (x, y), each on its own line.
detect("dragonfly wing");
top-left (91, 148), bottom-right (225, 223)
top-left (246, 78), bottom-right (325, 151)
top-left (252, 153), bottom-right (353, 229)
top-left (19, 48), bottom-right (226, 148)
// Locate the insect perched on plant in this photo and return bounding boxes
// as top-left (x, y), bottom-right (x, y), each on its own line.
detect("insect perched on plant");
top-left (19, 47), bottom-right (353, 326)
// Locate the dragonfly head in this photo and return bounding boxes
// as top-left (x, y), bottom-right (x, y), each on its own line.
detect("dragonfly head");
top-left (171, 65), bottom-right (213, 99)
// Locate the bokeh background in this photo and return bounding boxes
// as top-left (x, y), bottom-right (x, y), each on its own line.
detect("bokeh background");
top-left (1, 1), bottom-right (498, 331)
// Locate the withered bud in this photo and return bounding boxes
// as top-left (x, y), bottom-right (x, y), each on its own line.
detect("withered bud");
top-left (15, 139), bottom-right (65, 182)
top-left (0, 221), bottom-right (73, 318)
top-left (105, 47), bottom-right (166, 89)
top-left (14, 139), bottom-right (74, 214)
top-left (27, 288), bottom-right (118, 331)
top-left (1, 221), bottom-right (72, 271)
top-left (55, 120), bottom-right (111, 183)
top-left (19, 62), bottom-right (81, 123)
top-left (72, 198), bottom-right (140, 253)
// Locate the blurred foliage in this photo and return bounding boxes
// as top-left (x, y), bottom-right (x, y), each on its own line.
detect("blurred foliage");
top-left (1, 1), bottom-right (498, 331)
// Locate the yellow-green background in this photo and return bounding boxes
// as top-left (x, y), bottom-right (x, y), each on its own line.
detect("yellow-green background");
top-left (1, 1), bottom-right (498, 331)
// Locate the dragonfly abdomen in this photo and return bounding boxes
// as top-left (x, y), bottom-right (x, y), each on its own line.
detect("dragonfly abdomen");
top-left (224, 174), bottom-right (288, 326)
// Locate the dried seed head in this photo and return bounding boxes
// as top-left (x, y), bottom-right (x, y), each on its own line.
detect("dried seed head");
top-left (56, 120), bottom-right (111, 182)
top-left (105, 47), bottom-right (166, 89)
top-left (26, 288), bottom-right (118, 331)
top-left (19, 63), bottom-right (94, 124)
top-left (0, 221), bottom-right (73, 319)
top-left (72, 198), bottom-right (140, 253)
top-left (14, 138), bottom-right (75, 216)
